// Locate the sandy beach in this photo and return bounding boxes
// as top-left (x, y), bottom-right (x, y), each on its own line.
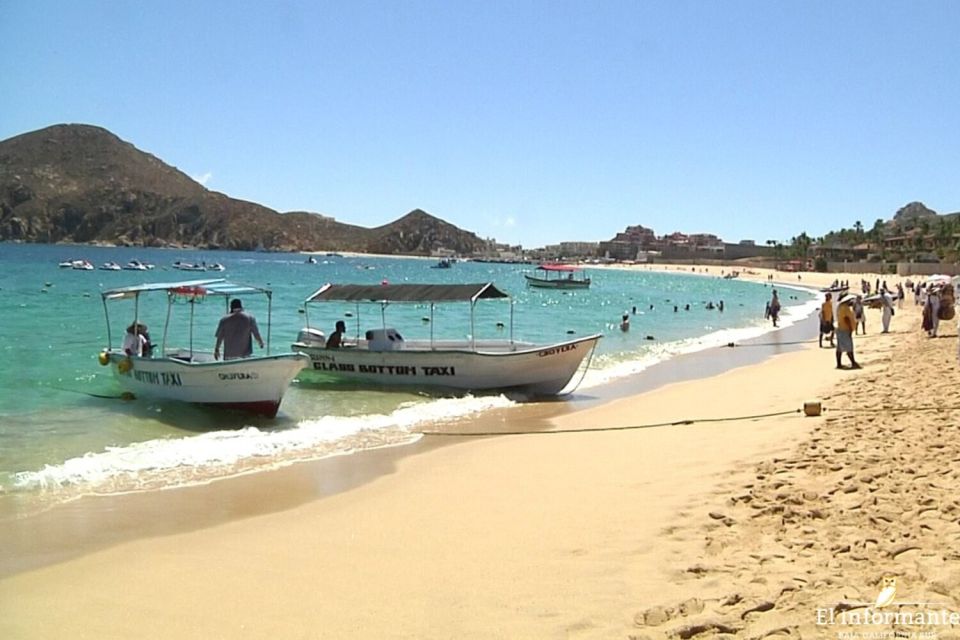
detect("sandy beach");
top-left (3, 267), bottom-right (959, 639)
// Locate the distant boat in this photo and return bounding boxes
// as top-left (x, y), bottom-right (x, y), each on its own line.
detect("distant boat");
top-left (172, 260), bottom-right (206, 271)
top-left (431, 259), bottom-right (453, 269)
top-left (524, 264), bottom-right (591, 289)
top-left (99, 261), bottom-right (122, 271)
top-left (206, 263), bottom-right (225, 272)
top-left (305, 256), bottom-right (318, 264)
top-left (123, 259), bottom-right (154, 271)
top-left (72, 260), bottom-right (95, 271)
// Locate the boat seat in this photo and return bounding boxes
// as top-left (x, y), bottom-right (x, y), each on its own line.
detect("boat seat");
top-left (367, 328), bottom-right (404, 351)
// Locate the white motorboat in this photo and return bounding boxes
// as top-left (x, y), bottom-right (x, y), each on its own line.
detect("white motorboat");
top-left (292, 283), bottom-right (601, 396)
top-left (98, 279), bottom-right (309, 417)
top-left (72, 260), bottom-right (95, 271)
top-left (524, 264), bottom-right (591, 289)
top-left (123, 259), bottom-right (154, 271)
top-left (100, 261), bottom-right (122, 271)
top-left (172, 260), bottom-right (206, 271)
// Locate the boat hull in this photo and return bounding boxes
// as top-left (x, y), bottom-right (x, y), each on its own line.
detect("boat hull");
top-left (103, 351), bottom-right (310, 417)
top-left (292, 335), bottom-right (601, 396)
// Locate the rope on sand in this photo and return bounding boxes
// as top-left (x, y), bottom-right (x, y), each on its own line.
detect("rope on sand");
top-left (419, 408), bottom-right (803, 437)
top-left (419, 402), bottom-right (960, 437)
top-left (725, 339), bottom-right (817, 348)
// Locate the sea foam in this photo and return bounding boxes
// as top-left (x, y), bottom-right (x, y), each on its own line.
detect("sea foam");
top-left (11, 394), bottom-right (516, 499)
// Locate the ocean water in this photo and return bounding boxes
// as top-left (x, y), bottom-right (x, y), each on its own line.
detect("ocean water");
top-left (0, 243), bottom-right (817, 514)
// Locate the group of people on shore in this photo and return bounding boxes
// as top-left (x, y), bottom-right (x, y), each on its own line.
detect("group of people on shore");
top-left (818, 283), bottom-right (901, 369)
top-left (817, 291), bottom-right (865, 369)
top-left (818, 276), bottom-right (957, 369)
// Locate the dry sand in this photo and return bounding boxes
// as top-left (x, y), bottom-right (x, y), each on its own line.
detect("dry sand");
top-left (3, 268), bottom-right (959, 639)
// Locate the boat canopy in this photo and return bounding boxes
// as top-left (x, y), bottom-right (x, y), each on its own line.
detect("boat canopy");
top-left (101, 279), bottom-right (270, 301)
top-left (537, 264), bottom-right (580, 272)
top-left (100, 279), bottom-right (276, 356)
top-left (305, 283), bottom-right (509, 304)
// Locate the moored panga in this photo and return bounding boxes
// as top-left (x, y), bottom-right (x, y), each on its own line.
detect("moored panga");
top-left (292, 282), bottom-right (601, 396)
top-left (99, 279), bottom-right (308, 418)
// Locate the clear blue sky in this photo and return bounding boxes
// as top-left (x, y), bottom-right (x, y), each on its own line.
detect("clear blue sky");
top-left (2, 1), bottom-right (959, 248)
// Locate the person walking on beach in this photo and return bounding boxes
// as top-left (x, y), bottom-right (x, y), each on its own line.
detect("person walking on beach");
top-left (927, 286), bottom-right (941, 337)
top-left (853, 295), bottom-right (866, 334)
top-left (835, 293), bottom-right (860, 369)
top-left (769, 290), bottom-right (781, 327)
top-left (819, 293), bottom-right (835, 348)
top-left (880, 290), bottom-right (894, 333)
top-left (214, 298), bottom-right (264, 360)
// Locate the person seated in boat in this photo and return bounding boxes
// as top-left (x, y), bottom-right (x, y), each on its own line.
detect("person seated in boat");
top-left (139, 324), bottom-right (154, 357)
top-left (122, 322), bottom-right (151, 357)
top-left (214, 298), bottom-right (264, 360)
top-left (326, 320), bottom-right (347, 349)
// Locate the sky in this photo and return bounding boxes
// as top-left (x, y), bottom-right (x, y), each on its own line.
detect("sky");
top-left (2, 1), bottom-right (959, 248)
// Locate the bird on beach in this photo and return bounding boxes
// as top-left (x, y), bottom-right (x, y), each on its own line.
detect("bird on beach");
top-left (875, 576), bottom-right (897, 608)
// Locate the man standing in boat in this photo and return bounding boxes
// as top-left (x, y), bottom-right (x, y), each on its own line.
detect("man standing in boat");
top-left (214, 298), bottom-right (264, 360)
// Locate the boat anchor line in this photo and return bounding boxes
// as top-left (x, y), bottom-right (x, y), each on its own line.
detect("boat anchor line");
top-left (418, 401), bottom-right (960, 437)
top-left (420, 408), bottom-right (805, 436)
top-left (554, 337), bottom-right (598, 397)
top-left (50, 385), bottom-right (136, 400)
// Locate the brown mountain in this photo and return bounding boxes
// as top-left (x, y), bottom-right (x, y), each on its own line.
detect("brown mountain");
top-left (0, 123), bottom-right (488, 255)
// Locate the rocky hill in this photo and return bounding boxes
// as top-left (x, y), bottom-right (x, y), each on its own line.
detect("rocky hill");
top-left (0, 124), bottom-right (488, 255)
top-left (892, 201), bottom-right (938, 226)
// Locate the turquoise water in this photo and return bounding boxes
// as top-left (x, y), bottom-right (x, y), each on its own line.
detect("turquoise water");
top-left (0, 242), bottom-right (817, 511)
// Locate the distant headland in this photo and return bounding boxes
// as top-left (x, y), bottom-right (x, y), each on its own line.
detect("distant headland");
top-left (0, 124), bottom-right (486, 255)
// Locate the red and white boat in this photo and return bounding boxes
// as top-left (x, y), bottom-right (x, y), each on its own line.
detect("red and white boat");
top-left (524, 264), bottom-right (591, 289)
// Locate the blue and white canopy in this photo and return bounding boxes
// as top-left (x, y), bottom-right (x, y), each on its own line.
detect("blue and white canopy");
top-left (101, 279), bottom-right (271, 301)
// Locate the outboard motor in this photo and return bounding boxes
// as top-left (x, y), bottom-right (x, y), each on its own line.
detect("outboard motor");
top-left (296, 327), bottom-right (326, 347)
